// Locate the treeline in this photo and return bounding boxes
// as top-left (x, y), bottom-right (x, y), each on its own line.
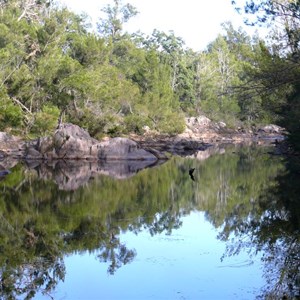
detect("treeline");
top-left (0, 0), bottom-right (299, 146)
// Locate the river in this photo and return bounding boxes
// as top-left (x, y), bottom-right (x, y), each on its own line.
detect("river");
top-left (0, 144), bottom-right (299, 299)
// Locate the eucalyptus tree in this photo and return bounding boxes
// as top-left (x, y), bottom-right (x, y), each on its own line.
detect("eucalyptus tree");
top-left (221, 22), bottom-right (272, 124)
top-left (194, 34), bottom-right (241, 124)
top-left (191, 21), bottom-right (278, 125)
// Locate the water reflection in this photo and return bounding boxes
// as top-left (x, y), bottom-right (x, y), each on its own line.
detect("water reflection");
top-left (28, 159), bottom-right (164, 191)
top-left (55, 212), bottom-right (264, 300)
top-left (0, 145), bottom-right (299, 299)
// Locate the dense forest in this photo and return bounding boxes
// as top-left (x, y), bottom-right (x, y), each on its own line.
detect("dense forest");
top-left (0, 0), bottom-right (299, 150)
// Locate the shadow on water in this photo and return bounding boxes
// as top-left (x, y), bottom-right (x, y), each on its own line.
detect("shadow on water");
top-left (0, 144), bottom-right (299, 299)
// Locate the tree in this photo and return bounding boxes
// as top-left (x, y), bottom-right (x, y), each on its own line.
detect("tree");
top-left (193, 34), bottom-right (241, 124)
top-left (97, 0), bottom-right (138, 41)
top-left (141, 30), bottom-right (196, 109)
top-left (233, 0), bottom-right (300, 149)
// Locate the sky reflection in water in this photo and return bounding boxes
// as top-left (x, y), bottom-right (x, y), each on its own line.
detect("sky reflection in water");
top-left (52, 212), bottom-right (263, 300)
top-left (1, 144), bottom-right (293, 300)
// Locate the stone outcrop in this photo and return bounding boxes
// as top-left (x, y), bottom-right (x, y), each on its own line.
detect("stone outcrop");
top-left (97, 137), bottom-right (158, 161)
top-left (0, 166), bottom-right (10, 179)
top-left (0, 132), bottom-right (25, 158)
top-left (0, 118), bottom-right (285, 162)
top-left (26, 123), bottom-right (100, 160)
top-left (23, 123), bottom-right (165, 161)
top-left (130, 116), bottom-right (286, 155)
top-left (175, 116), bottom-right (218, 142)
top-left (257, 124), bottom-right (285, 135)
top-left (180, 116), bottom-right (285, 142)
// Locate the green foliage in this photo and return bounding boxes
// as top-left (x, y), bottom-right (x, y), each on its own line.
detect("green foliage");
top-left (72, 109), bottom-right (124, 137)
top-left (156, 111), bottom-right (186, 135)
top-left (0, 0), bottom-right (294, 138)
top-left (97, 0), bottom-right (138, 40)
top-left (31, 105), bottom-right (60, 135)
top-left (0, 96), bottom-right (23, 130)
top-left (233, 0), bottom-right (300, 151)
top-left (123, 114), bottom-right (150, 134)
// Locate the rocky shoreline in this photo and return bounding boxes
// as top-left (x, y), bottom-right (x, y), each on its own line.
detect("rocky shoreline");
top-left (0, 116), bottom-right (287, 185)
top-left (0, 115), bottom-right (286, 160)
top-left (130, 116), bottom-right (286, 155)
top-left (0, 122), bottom-right (284, 160)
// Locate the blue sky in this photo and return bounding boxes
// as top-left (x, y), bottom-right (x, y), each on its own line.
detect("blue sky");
top-left (60, 0), bottom-right (256, 50)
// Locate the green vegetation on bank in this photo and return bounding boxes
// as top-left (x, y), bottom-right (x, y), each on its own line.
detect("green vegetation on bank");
top-left (0, 0), bottom-right (298, 148)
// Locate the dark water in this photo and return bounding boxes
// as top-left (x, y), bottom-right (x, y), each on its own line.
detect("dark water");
top-left (0, 144), bottom-right (299, 300)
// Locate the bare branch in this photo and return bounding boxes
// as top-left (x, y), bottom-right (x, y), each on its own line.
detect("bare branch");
top-left (11, 97), bottom-right (32, 114)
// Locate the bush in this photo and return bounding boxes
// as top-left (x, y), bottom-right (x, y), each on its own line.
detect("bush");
top-left (31, 105), bottom-right (60, 135)
top-left (0, 100), bottom-right (23, 130)
top-left (157, 112), bottom-right (186, 135)
top-left (124, 114), bottom-right (150, 134)
top-left (72, 109), bottom-right (125, 138)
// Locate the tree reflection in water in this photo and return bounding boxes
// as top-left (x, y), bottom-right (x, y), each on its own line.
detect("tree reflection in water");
top-left (0, 145), bottom-right (299, 299)
top-left (218, 154), bottom-right (300, 299)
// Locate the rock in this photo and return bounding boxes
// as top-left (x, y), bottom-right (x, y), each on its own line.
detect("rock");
top-left (185, 115), bottom-right (213, 133)
top-left (24, 124), bottom-right (163, 161)
top-left (1, 119), bottom-right (287, 162)
top-left (51, 123), bottom-right (99, 159)
top-left (143, 125), bottom-right (151, 133)
top-left (38, 136), bottom-right (54, 155)
top-left (258, 124), bottom-right (285, 134)
top-left (179, 115), bottom-right (229, 142)
top-left (0, 163), bottom-right (12, 180)
top-left (218, 121), bottom-right (226, 128)
top-left (0, 156), bottom-right (19, 170)
top-left (98, 137), bottom-right (158, 161)
top-left (24, 123), bottom-right (103, 160)
top-left (0, 150), bottom-right (5, 160)
top-left (0, 169), bottom-right (10, 177)
top-left (25, 147), bottom-right (43, 160)
top-left (0, 132), bottom-right (19, 143)
top-left (0, 132), bottom-right (25, 157)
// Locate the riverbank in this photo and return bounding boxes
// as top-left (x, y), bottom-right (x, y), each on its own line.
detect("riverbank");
top-left (0, 116), bottom-right (286, 161)
top-left (129, 116), bottom-right (286, 156)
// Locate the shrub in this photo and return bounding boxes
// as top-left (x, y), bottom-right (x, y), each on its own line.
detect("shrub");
top-left (31, 105), bottom-right (60, 135)
top-left (157, 112), bottom-right (186, 135)
top-left (124, 114), bottom-right (150, 134)
top-left (0, 100), bottom-right (23, 130)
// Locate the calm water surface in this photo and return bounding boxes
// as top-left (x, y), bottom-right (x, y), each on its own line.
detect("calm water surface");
top-left (51, 212), bottom-right (263, 300)
top-left (0, 144), bottom-right (299, 300)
